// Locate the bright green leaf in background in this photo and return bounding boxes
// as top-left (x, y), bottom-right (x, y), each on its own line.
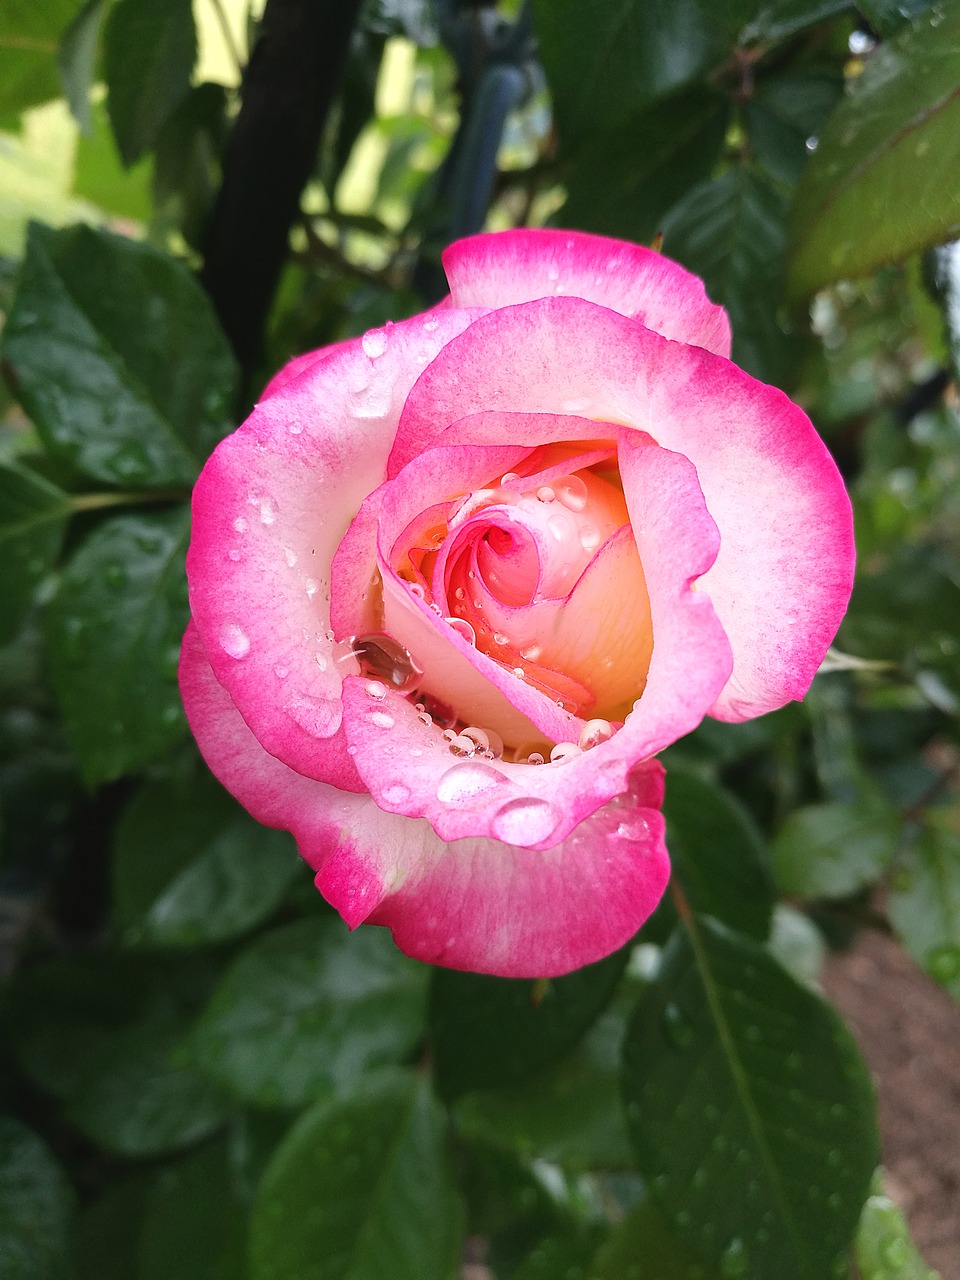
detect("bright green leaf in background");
top-left (771, 796), bottom-right (903, 899)
top-left (3, 223), bottom-right (237, 487)
top-left (789, 7), bottom-right (960, 298)
top-left (250, 1074), bottom-right (463, 1280)
top-left (889, 826), bottom-right (960, 997)
top-left (46, 507), bottom-right (191, 785)
top-left (0, 0), bottom-right (80, 121)
top-left (856, 1185), bottom-right (942, 1280)
top-left (623, 917), bottom-right (879, 1280)
top-left (0, 1117), bottom-right (74, 1280)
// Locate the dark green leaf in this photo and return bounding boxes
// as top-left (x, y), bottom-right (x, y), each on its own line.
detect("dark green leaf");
top-left (66, 1018), bottom-right (230, 1157)
top-left (113, 768), bottom-right (301, 948)
top-left (191, 919), bottom-right (428, 1108)
top-left (889, 825), bottom-right (960, 997)
top-left (57, 0), bottom-right (105, 135)
top-left (663, 768), bottom-right (774, 940)
top-left (512, 1229), bottom-right (603, 1280)
top-left (739, 0), bottom-right (853, 42)
top-left (75, 1178), bottom-right (151, 1280)
top-left (746, 69), bottom-right (844, 186)
top-left (856, 0), bottom-right (936, 38)
top-left (771, 797), bottom-right (902, 899)
top-left (3, 223), bottom-right (237, 486)
top-left (103, 0), bottom-right (196, 166)
top-left (0, 463), bottom-right (70, 643)
top-left (622, 917), bottom-right (879, 1280)
top-left (139, 1140), bottom-right (247, 1280)
top-left (560, 88), bottom-right (730, 246)
top-left (592, 1195), bottom-right (723, 1280)
top-left (152, 82), bottom-right (228, 250)
top-left (430, 945), bottom-right (629, 1098)
top-left (249, 1074), bottom-right (462, 1280)
top-left (47, 507), bottom-right (190, 784)
top-left (662, 165), bottom-right (798, 385)
top-left (788, 8), bottom-right (960, 299)
top-left (0, 1117), bottom-right (74, 1280)
top-left (855, 1185), bottom-right (942, 1279)
top-left (0, 0), bottom-right (79, 118)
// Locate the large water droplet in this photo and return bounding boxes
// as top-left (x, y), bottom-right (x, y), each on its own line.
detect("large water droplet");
top-left (446, 617), bottom-right (476, 645)
top-left (436, 761), bottom-right (507, 804)
top-left (550, 742), bottom-right (582, 764)
top-left (368, 710), bottom-right (394, 729)
top-left (353, 634), bottom-right (422, 691)
top-left (220, 622), bottom-right (250, 659)
top-left (382, 782), bottom-right (411, 806)
top-left (491, 797), bottom-right (561, 845)
top-left (554, 474), bottom-right (588, 512)
top-left (662, 1001), bottom-right (694, 1049)
top-left (579, 719), bottom-right (613, 750)
top-left (362, 328), bottom-right (387, 358)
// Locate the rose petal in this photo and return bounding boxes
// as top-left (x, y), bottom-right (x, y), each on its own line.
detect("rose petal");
top-left (443, 228), bottom-right (731, 356)
top-left (180, 621), bottom-right (669, 977)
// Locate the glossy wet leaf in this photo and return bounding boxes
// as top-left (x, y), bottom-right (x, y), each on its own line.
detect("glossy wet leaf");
top-left (622, 916), bottom-right (878, 1280)
top-left (789, 7), bottom-right (960, 298)
top-left (771, 797), bottom-right (902, 899)
top-left (2, 223), bottom-right (237, 487)
top-left (250, 1074), bottom-right (462, 1280)
top-left (191, 919), bottom-right (428, 1108)
top-left (46, 507), bottom-right (191, 785)
top-left (745, 69), bottom-right (844, 186)
top-left (430, 944), bottom-right (629, 1098)
top-left (103, 0), bottom-right (196, 166)
top-left (889, 826), bottom-right (960, 997)
top-left (0, 1117), bottom-right (74, 1280)
top-left (663, 768), bottom-right (774, 940)
top-left (592, 1195), bottom-right (723, 1280)
top-left (0, 463), bottom-right (70, 643)
top-left (113, 770), bottom-right (301, 948)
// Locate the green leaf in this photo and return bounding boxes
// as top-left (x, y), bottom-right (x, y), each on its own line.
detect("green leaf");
top-left (855, 1186), bottom-right (942, 1280)
top-left (57, 0), bottom-right (105, 135)
top-left (113, 768), bottom-right (301, 948)
top-left (0, 0), bottom-right (80, 118)
top-left (0, 463), bottom-right (70, 643)
top-left (739, 0), bottom-right (853, 42)
top-left (191, 919), bottom-right (428, 1108)
top-left (152, 82), bottom-right (228, 250)
top-left (73, 97), bottom-right (154, 221)
top-left (3, 223), bottom-right (237, 487)
top-left (430, 945), bottom-right (629, 1099)
top-left (75, 1178), bottom-right (151, 1280)
top-left (591, 1195), bottom-right (723, 1280)
top-left (771, 797), bottom-right (902, 899)
top-left (856, 0), bottom-right (936, 39)
top-left (662, 166), bottom-right (798, 385)
top-left (66, 1017), bottom-right (230, 1157)
top-left (103, 0), bottom-right (196, 166)
top-left (138, 1140), bottom-right (247, 1280)
top-left (746, 69), bottom-right (844, 186)
top-left (533, 0), bottom-right (731, 142)
top-left (249, 1074), bottom-right (462, 1280)
top-left (0, 1117), bottom-right (74, 1280)
top-left (622, 916), bottom-right (879, 1280)
top-left (560, 88), bottom-right (730, 246)
top-left (47, 507), bottom-right (190, 784)
top-left (889, 825), bottom-right (960, 997)
top-left (788, 8), bottom-right (960, 299)
top-left (663, 769), bottom-right (774, 941)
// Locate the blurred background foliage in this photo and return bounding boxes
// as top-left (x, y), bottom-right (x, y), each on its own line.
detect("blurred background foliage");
top-left (0, 1), bottom-right (959, 1277)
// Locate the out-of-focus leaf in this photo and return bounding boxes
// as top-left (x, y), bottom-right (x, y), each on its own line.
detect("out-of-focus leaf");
top-left (592, 1194), bottom-right (723, 1280)
top-left (0, 1117), bottom-right (74, 1280)
top-left (889, 825), bottom-right (960, 997)
top-left (560, 87), bottom-right (729, 246)
top-left (663, 768), bottom-right (774, 940)
top-left (739, 0), bottom-right (853, 42)
top-left (746, 69), bottom-right (844, 186)
top-left (771, 796), bottom-right (902, 898)
top-left (152, 82), bottom-right (227, 250)
top-left (622, 916), bottom-right (879, 1280)
top-left (113, 769), bottom-right (300, 948)
top-left (66, 1019), bottom-right (230, 1158)
top-left (75, 1178), bottom-right (151, 1280)
top-left (138, 1140), bottom-right (247, 1280)
top-left (3, 223), bottom-right (237, 487)
top-left (47, 508), bottom-right (190, 784)
top-left (857, 0), bottom-right (936, 38)
top-left (249, 1074), bottom-right (462, 1280)
top-left (662, 165), bottom-right (797, 385)
top-left (73, 97), bottom-right (154, 221)
top-left (57, 0), bottom-right (105, 135)
top-left (512, 1229), bottom-right (603, 1280)
top-left (0, 0), bottom-right (79, 118)
top-left (191, 919), bottom-right (428, 1108)
top-left (103, 0), bottom-right (196, 166)
top-left (768, 904), bottom-right (827, 987)
top-left (0, 464), bottom-right (70, 643)
top-left (430, 944), bottom-right (629, 1099)
top-left (928, 239), bottom-right (960, 385)
top-left (788, 8), bottom-right (960, 299)
top-left (855, 1185), bottom-right (942, 1279)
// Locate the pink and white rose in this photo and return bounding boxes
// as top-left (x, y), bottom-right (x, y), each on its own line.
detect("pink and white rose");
top-left (179, 229), bottom-right (854, 977)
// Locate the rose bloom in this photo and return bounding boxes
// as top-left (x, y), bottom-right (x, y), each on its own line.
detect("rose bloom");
top-left (179, 229), bottom-right (854, 978)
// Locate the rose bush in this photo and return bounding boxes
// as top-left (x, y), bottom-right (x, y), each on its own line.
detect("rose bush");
top-left (179, 229), bottom-right (854, 978)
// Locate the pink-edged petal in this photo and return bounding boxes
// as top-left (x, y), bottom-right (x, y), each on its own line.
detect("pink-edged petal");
top-left (180, 622), bottom-right (668, 977)
top-left (443, 228), bottom-right (731, 357)
top-left (259, 337), bottom-right (356, 401)
top-left (390, 298), bottom-right (851, 718)
top-left (187, 308), bottom-right (482, 783)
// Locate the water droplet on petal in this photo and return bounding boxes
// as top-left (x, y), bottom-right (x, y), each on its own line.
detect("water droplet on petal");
top-left (220, 622), bottom-right (250, 659)
top-left (579, 719), bottom-right (614, 750)
top-left (364, 680), bottom-right (387, 700)
top-left (526, 752), bottom-right (545, 766)
top-left (446, 617), bottom-right (476, 645)
top-left (233, 516), bottom-right (248, 533)
top-left (259, 498), bottom-right (277, 525)
top-left (369, 710), bottom-right (394, 729)
top-left (550, 742), bottom-right (582, 764)
top-left (520, 644), bottom-right (542, 662)
top-left (554, 474), bottom-right (588, 512)
top-left (492, 797), bottom-right (561, 845)
top-left (437, 761), bottom-right (507, 803)
top-left (353, 634), bottom-right (422, 691)
top-left (284, 547), bottom-right (298, 567)
top-left (382, 781), bottom-right (411, 805)
top-left (537, 486), bottom-right (556, 503)
top-left (362, 328), bottom-right (387, 358)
